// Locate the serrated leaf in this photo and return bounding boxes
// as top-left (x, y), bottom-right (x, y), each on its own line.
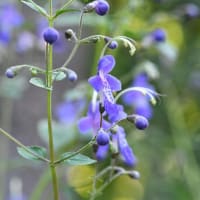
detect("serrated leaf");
top-left (29, 77), bottom-right (51, 90)
top-left (53, 8), bottom-right (79, 19)
top-left (60, 152), bottom-right (96, 165)
top-left (52, 71), bottom-right (66, 81)
top-left (21, 0), bottom-right (48, 17)
top-left (17, 146), bottom-right (47, 161)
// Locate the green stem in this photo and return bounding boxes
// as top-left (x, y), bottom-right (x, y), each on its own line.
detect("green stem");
top-left (54, 139), bottom-right (95, 165)
top-left (0, 128), bottom-right (49, 162)
top-left (46, 1), bottom-right (59, 199)
top-left (46, 43), bottom-right (59, 200)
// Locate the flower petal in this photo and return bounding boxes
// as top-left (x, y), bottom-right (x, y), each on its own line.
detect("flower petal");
top-left (98, 55), bottom-right (115, 73)
top-left (88, 75), bottom-right (103, 91)
top-left (78, 116), bottom-right (92, 133)
top-left (106, 74), bottom-right (121, 91)
top-left (96, 144), bottom-right (109, 161)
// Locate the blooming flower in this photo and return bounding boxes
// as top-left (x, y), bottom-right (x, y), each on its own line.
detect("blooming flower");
top-left (123, 72), bottom-right (155, 119)
top-left (115, 127), bottom-right (137, 167)
top-left (78, 102), bottom-right (110, 134)
top-left (88, 55), bottom-right (126, 123)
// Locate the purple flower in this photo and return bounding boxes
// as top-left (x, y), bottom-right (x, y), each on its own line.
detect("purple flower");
top-left (88, 55), bottom-right (126, 123)
top-left (0, 4), bottom-right (24, 45)
top-left (116, 127), bottom-right (137, 167)
top-left (96, 129), bottom-right (110, 145)
top-left (96, 144), bottom-right (109, 161)
top-left (123, 73), bottom-right (154, 119)
top-left (78, 102), bottom-right (110, 134)
top-left (55, 99), bottom-right (85, 124)
top-left (78, 102), bottom-right (101, 133)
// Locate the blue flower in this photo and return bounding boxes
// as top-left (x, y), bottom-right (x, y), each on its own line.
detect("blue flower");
top-left (96, 144), bottom-right (109, 161)
top-left (115, 127), bottom-right (137, 167)
top-left (88, 55), bottom-right (126, 123)
top-left (55, 99), bottom-right (85, 124)
top-left (0, 3), bottom-right (24, 45)
top-left (123, 73), bottom-right (154, 119)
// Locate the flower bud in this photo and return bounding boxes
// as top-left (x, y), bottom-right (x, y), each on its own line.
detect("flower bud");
top-left (43, 27), bottom-right (59, 44)
top-left (127, 115), bottom-right (149, 130)
top-left (64, 29), bottom-right (74, 40)
top-left (134, 115), bottom-right (149, 130)
top-left (95, 0), bottom-right (110, 16)
top-left (5, 68), bottom-right (16, 78)
top-left (96, 129), bottom-right (110, 145)
top-left (104, 37), bottom-right (118, 49)
top-left (151, 28), bottom-right (166, 42)
top-left (83, 1), bottom-right (98, 13)
top-left (31, 68), bottom-right (38, 76)
top-left (67, 69), bottom-right (78, 82)
top-left (128, 171), bottom-right (140, 179)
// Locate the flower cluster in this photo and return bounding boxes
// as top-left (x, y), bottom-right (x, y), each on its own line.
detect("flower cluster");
top-left (78, 55), bottom-right (157, 168)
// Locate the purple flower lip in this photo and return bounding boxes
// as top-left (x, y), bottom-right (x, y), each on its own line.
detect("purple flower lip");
top-left (43, 27), bottom-right (59, 44)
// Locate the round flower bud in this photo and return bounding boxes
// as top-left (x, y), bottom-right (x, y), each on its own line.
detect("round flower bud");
top-left (67, 70), bottom-right (78, 82)
top-left (96, 130), bottom-right (109, 145)
top-left (104, 37), bottom-right (118, 49)
top-left (5, 68), bottom-right (16, 78)
top-left (108, 41), bottom-right (118, 49)
top-left (95, 0), bottom-right (110, 16)
top-left (43, 27), bottom-right (59, 44)
top-left (134, 115), bottom-right (149, 130)
top-left (64, 29), bottom-right (74, 40)
top-left (151, 28), bottom-right (166, 42)
top-left (31, 69), bottom-right (38, 76)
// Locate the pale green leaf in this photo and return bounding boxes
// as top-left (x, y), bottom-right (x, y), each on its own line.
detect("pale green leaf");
top-left (17, 146), bottom-right (47, 161)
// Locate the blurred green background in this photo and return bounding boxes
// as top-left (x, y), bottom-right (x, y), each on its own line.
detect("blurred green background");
top-left (0, 0), bottom-right (200, 199)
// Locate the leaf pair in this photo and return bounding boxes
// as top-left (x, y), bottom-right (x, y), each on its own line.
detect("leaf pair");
top-left (17, 146), bottom-right (96, 166)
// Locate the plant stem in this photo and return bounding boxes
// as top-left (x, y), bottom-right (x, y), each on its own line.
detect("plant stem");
top-left (46, 1), bottom-right (59, 199)
top-left (0, 128), bottom-right (49, 162)
top-left (46, 42), bottom-right (60, 200)
top-left (54, 139), bottom-right (95, 165)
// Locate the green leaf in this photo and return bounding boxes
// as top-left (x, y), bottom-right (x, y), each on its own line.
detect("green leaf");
top-left (52, 71), bottom-right (66, 81)
top-left (29, 77), bottom-right (51, 90)
top-left (60, 152), bottom-right (96, 166)
top-left (53, 8), bottom-right (79, 19)
top-left (21, 0), bottom-right (48, 17)
top-left (17, 146), bottom-right (47, 161)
